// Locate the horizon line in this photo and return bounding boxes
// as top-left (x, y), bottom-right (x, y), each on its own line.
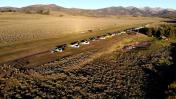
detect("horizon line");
top-left (0, 3), bottom-right (175, 10)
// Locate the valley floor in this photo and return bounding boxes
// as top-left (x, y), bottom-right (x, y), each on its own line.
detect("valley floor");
top-left (0, 32), bottom-right (175, 98)
top-left (0, 13), bottom-right (164, 64)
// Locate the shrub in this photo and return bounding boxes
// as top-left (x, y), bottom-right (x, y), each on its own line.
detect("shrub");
top-left (139, 24), bottom-right (176, 39)
top-left (36, 9), bottom-right (50, 15)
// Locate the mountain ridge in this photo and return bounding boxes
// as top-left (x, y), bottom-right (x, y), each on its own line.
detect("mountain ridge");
top-left (0, 4), bottom-right (175, 17)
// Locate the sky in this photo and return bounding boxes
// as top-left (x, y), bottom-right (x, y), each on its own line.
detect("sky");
top-left (0, 0), bottom-right (175, 9)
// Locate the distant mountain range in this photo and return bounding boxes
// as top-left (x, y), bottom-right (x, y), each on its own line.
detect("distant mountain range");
top-left (0, 4), bottom-right (176, 17)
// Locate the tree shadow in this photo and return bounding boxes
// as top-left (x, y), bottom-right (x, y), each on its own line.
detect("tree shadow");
top-left (163, 20), bottom-right (176, 24)
top-left (143, 43), bottom-right (176, 99)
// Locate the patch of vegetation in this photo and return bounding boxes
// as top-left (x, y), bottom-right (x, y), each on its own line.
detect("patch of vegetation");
top-left (0, 17), bottom-right (174, 98)
top-left (36, 9), bottom-right (50, 15)
top-left (138, 24), bottom-right (176, 99)
top-left (165, 43), bottom-right (176, 99)
top-left (0, 35), bottom-right (175, 98)
top-left (24, 9), bottom-right (50, 15)
top-left (0, 9), bottom-right (16, 13)
top-left (139, 24), bottom-right (176, 39)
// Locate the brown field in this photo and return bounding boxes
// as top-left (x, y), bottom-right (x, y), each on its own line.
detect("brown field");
top-left (0, 33), bottom-right (172, 98)
top-left (0, 11), bottom-right (175, 98)
top-left (0, 12), bottom-right (164, 64)
top-left (0, 13), bottom-right (163, 44)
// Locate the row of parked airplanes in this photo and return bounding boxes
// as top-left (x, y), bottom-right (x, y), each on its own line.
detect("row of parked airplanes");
top-left (51, 26), bottom-right (145, 53)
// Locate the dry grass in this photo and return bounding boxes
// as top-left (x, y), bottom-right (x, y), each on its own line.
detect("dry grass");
top-left (0, 12), bottom-right (164, 63)
top-left (0, 12), bottom-right (163, 45)
top-left (0, 34), bottom-right (170, 98)
top-left (64, 33), bottom-right (151, 72)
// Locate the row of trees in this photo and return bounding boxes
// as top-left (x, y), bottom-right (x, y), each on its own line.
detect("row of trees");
top-left (36, 9), bottom-right (50, 15)
top-left (139, 24), bottom-right (176, 39)
top-left (0, 9), bottom-right (16, 12)
top-left (25, 9), bottom-right (50, 15)
top-left (0, 9), bottom-right (50, 15)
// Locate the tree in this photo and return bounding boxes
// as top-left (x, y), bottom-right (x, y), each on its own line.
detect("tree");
top-left (146, 28), bottom-right (153, 37)
top-left (42, 10), bottom-right (50, 15)
top-left (37, 10), bottom-right (43, 14)
top-left (139, 28), bottom-right (149, 35)
top-left (37, 9), bottom-right (50, 15)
